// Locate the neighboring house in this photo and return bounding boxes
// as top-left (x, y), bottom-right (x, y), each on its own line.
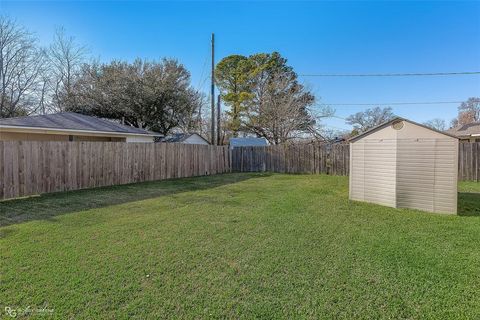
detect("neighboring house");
top-left (0, 112), bottom-right (157, 143)
top-left (229, 137), bottom-right (269, 149)
top-left (446, 122), bottom-right (480, 142)
top-left (159, 133), bottom-right (210, 145)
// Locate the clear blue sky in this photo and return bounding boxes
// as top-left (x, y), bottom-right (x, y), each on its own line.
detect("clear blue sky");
top-left (1, 1), bottom-right (479, 131)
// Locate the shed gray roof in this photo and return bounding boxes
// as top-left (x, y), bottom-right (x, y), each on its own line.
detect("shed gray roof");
top-left (229, 137), bottom-right (268, 147)
top-left (446, 122), bottom-right (480, 138)
top-left (0, 112), bottom-right (154, 135)
top-left (160, 133), bottom-right (209, 144)
top-left (349, 117), bottom-right (458, 142)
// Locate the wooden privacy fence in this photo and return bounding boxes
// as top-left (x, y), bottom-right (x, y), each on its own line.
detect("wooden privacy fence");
top-left (0, 141), bottom-right (231, 200)
top-left (0, 141), bottom-right (478, 200)
top-left (458, 142), bottom-right (480, 182)
top-left (232, 144), bottom-right (350, 175)
top-left (233, 142), bottom-right (480, 182)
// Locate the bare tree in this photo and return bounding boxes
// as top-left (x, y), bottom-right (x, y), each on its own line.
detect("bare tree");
top-left (450, 118), bottom-right (459, 128)
top-left (423, 118), bottom-right (446, 131)
top-left (0, 16), bottom-right (46, 118)
top-left (459, 97), bottom-right (480, 121)
top-left (48, 27), bottom-right (86, 111)
top-left (312, 127), bottom-right (350, 143)
top-left (245, 72), bottom-right (316, 144)
top-left (176, 90), bottom-right (206, 134)
top-left (346, 107), bottom-right (395, 133)
top-left (451, 97), bottom-right (480, 126)
top-left (305, 105), bottom-right (336, 142)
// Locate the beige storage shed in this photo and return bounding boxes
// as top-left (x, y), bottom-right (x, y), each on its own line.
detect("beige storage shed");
top-left (349, 117), bottom-right (459, 214)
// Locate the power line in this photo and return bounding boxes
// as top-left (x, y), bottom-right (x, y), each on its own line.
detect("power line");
top-left (321, 124), bottom-right (350, 131)
top-left (328, 115), bottom-right (348, 120)
top-left (196, 54), bottom-right (210, 91)
top-left (300, 71), bottom-right (480, 77)
top-left (318, 101), bottom-right (463, 106)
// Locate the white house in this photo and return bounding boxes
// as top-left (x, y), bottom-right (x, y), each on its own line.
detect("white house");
top-left (160, 133), bottom-right (210, 145)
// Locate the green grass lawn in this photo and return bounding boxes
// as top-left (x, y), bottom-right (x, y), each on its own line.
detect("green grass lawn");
top-left (1, 174), bottom-right (480, 319)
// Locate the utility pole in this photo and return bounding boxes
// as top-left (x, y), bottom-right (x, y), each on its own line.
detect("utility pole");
top-left (210, 33), bottom-right (215, 145)
top-left (217, 94), bottom-right (221, 145)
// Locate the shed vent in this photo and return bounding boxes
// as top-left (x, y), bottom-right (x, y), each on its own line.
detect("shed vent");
top-left (391, 120), bottom-right (404, 130)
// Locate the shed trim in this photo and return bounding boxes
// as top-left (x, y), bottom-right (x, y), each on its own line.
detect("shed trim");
top-left (348, 117), bottom-right (458, 143)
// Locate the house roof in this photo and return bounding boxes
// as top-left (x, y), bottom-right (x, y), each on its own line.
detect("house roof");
top-left (446, 122), bottom-right (480, 138)
top-left (349, 117), bottom-right (458, 142)
top-left (160, 133), bottom-right (209, 144)
top-left (229, 137), bottom-right (269, 147)
top-left (0, 112), bottom-right (154, 136)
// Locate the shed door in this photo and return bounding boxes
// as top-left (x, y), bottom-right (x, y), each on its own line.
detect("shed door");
top-left (350, 139), bottom-right (396, 207)
top-left (396, 139), bottom-right (436, 212)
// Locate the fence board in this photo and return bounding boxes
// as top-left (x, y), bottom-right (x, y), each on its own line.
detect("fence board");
top-left (458, 142), bottom-right (479, 181)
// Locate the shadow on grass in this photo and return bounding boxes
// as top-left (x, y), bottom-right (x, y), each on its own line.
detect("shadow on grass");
top-left (0, 173), bottom-right (269, 228)
top-left (458, 192), bottom-right (480, 216)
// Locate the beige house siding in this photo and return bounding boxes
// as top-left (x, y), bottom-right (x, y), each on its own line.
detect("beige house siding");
top-left (1, 131), bottom-right (70, 141)
top-left (350, 119), bottom-right (458, 214)
top-left (125, 135), bottom-right (155, 143)
top-left (0, 131), bottom-right (126, 142)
